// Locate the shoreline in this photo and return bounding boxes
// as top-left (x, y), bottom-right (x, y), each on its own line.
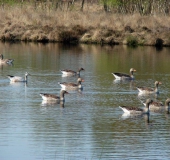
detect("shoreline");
top-left (1, 23), bottom-right (169, 47)
top-left (0, 3), bottom-right (170, 47)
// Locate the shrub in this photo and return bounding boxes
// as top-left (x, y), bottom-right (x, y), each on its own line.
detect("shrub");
top-left (58, 30), bottom-right (79, 43)
top-left (127, 36), bottom-right (138, 47)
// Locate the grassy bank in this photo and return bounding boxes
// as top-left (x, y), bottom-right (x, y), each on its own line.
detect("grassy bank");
top-left (0, 1), bottom-right (170, 46)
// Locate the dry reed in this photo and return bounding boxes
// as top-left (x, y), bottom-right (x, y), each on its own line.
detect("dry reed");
top-left (0, 2), bottom-right (170, 46)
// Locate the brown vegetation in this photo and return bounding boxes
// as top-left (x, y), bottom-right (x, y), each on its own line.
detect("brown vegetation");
top-left (0, 1), bottom-right (170, 46)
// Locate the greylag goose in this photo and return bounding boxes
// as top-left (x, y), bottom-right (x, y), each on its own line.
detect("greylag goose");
top-left (143, 98), bottom-right (170, 113)
top-left (112, 68), bottom-right (136, 80)
top-left (58, 78), bottom-right (84, 90)
top-left (137, 81), bottom-right (162, 94)
top-left (60, 68), bottom-right (84, 76)
top-left (7, 72), bottom-right (30, 82)
top-left (119, 99), bottom-right (153, 115)
top-left (0, 54), bottom-right (14, 64)
top-left (40, 90), bottom-right (68, 102)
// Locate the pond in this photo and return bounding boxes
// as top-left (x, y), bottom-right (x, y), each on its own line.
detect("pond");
top-left (0, 42), bottom-right (170, 160)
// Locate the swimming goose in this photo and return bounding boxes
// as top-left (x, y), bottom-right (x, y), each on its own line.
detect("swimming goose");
top-left (58, 78), bottom-right (84, 90)
top-left (143, 98), bottom-right (170, 113)
top-left (40, 90), bottom-right (69, 102)
top-left (7, 72), bottom-right (30, 82)
top-left (0, 54), bottom-right (14, 64)
top-left (137, 81), bottom-right (162, 94)
top-left (119, 98), bottom-right (153, 115)
top-left (112, 68), bottom-right (136, 80)
top-left (60, 68), bottom-right (84, 76)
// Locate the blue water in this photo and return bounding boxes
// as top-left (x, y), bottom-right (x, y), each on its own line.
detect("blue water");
top-left (0, 43), bottom-right (170, 159)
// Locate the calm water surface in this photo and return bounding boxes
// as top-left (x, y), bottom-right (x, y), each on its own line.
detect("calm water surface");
top-left (0, 43), bottom-right (170, 160)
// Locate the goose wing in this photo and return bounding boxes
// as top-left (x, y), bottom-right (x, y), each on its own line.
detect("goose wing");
top-left (137, 87), bottom-right (154, 92)
top-left (12, 76), bottom-right (24, 82)
top-left (61, 82), bottom-right (78, 87)
top-left (7, 75), bottom-right (23, 82)
top-left (150, 101), bottom-right (164, 107)
top-left (113, 72), bottom-right (130, 78)
top-left (40, 93), bottom-right (59, 99)
top-left (61, 69), bottom-right (76, 74)
top-left (121, 106), bottom-right (143, 112)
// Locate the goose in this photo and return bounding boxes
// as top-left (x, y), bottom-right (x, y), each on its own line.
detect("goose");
top-left (58, 78), bottom-right (84, 90)
top-left (119, 98), bottom-right (153, 115)
top-left (0, 54), bottom-right (14, 64)
top-left (112, 68), bottom-right (136, 80)
top-left (41, 100), bottom-right (65, 108)
top-left (137, 81), bottom-right (162, 94)
top-left (40, 90), bottom-right (68, 102)
top-left (143, 98), bottom-right (170, 113)
top-left (7, 72), bottom-right (30, 82)
top-left (60, 68), bottom-right (84, 76)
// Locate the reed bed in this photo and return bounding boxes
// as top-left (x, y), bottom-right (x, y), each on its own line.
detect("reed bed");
top-left (0, 1), bottom-right (170, 46)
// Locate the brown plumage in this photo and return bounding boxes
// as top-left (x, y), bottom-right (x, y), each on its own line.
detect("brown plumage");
top-left (137, 81), bottom-right (162, 94)
top-left (143, 98), bottom-right (170, 113)
top-left (58, 78), bottom-right (84, 90)
top-left (119, 99), bottom-right (153, 114)
top-left (60, 68), bottom-right (84, 76)
top-left (40, 90), bottom-right (69, 101)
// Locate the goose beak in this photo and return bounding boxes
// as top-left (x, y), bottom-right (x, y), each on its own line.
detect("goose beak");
top-left (81, 79), bottom-right (85, 82)
top-left (159, 82), bottom-right (162, 84)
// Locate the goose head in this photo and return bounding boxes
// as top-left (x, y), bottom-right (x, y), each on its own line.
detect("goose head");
top-left (145, 98), bottom-right (153, 108)
top-left (77, 78), bottom-right (84, 83)
top-left (130, 68), bottom-right (136, 74)
top-left (155, 81), bottom-right (162, 87)
top-left (79, 68), bottom-right (85, 71)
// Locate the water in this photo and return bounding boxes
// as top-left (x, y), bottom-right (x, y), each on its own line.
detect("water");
top-left (0, 43), bottom-right (170, 160)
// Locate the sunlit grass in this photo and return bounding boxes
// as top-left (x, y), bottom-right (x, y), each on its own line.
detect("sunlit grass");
top-left (0, 2), bottom-right (170, 45)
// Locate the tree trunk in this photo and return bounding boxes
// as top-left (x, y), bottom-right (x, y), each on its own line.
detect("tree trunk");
top-left (81, 0), bottom-right (85, 11)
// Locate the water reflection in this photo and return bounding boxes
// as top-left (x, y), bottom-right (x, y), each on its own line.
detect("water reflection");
top-left (120, 113), bottom-right (151, 129)
top-left (121, 112), bottom-right (149, 121)
top-left (0, 63), bottom-right (13, 71)
top-left (113, 79), bottom-right (135, 89)
top-left (113, 79), bottom-right (133, 84)
top-left (1, 43), bottom-right (170, 159)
